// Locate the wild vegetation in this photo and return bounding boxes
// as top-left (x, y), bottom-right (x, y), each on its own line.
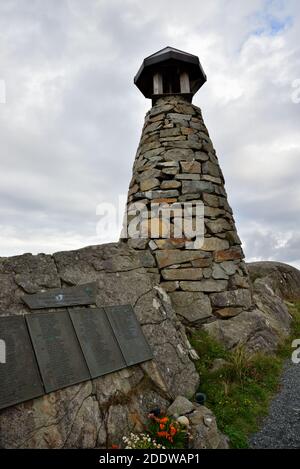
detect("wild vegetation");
top-left (190, 302), bottom-right (300, 448)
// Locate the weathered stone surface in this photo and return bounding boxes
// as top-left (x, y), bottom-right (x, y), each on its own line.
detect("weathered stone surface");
top-left (202, 193), bottom-right (220, 207)
top-left (155, 250), bottom-right (210, 269)
top-left (181, 161), bottom-right (201, 173)
top-left (160, 128), bottom-right (181, 138)
top-left (163, 140), bottom-right (202, 150)
top-left (137, 168), bottom-right (162, 181)
top-left (140, 178), bottom-right (160, 191)
top-left (163, 148), bottom-right (194, 161)
top-left (169, 291), bottom-right (213, 325)
top-left (203, 262), bottom-right (298, 352)
top-left (176, 173), bottom-right (200, 180)
top-left (150, 104), bottom-right (174, 117)
top-left (182, 127), bottom-right (196, 135)
top-left (225, 231), bottom-right (241, 245)
top-left (157, 161), bottom-right (179, 168)
top-left (203, 308), bottom-right (285, 353)
top-left (167, 396), bottom-right (195, 417)
top-left (189, 405), bottom-right (229, 449)
top-left (160, 135), bottom-right (186, 142)
top-left (214, 247), bottom-right (243, 262)
top-left (202, 238), bottom-right (230, 252)
top-left (212, 264), bottom-right (229, 280)
top-left (220, 261), bottom-right (237, 276)
top-left (160, 281), bottom-right (179, 292)
top-left (206, 219), bottom-right (232, 234)
top-left (154, 239), bottom-right (187, 250)
top-left (251, 272), bottom-right (292, 338)
top-left (194, 151), bottom-right (209, 161)
top-left (0, 254), bottom-right (61, 310)
top-left (140, 141), bottom-right (161, 154)
top-left (0, 242), bottom-right (199, 448)
top-left (214, 307), bottom-right (243, 318)
top-left (202, 161), bottom-right (220, 178)
top-left (146, 189), bottom-right (180, 199)
top-left (191, 257), bottom-right (212, 268)
top-left (167, 113), bottom-right (192, 125)
top-left (204, 206), bottom-right (225, 217)
top-left (144, 121), bottom-right (163, 133)
top-left (160, 180), bottom-right (181, 190)
top-left (210, 289), bottom-right (252, 309)
top-left (162, 268), bottom-right (203, 281)
top-left (182, 180), bottom-right (214, 194)
top-left (126, 96), bottom-right (253, 355)
top-left (142, 147), bottom-right (164, 160)
top-left (161, 167), bottom-right (179, 176)
top-left (181, 280), bottom-right (227, 293)
top-left (248, 261), bottom-right (300, 301)
top-left (202, 175), bottom-right (222, 184)
top-left (229, 274), bottom-right (250, 289)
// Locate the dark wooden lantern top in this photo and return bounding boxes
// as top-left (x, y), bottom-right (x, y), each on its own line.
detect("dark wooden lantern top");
top-left (134, 46), bottom-right (207, 103)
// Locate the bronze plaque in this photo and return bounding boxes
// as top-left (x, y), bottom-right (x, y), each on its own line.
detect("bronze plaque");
top-left (23, 282), bottom-right (97, 310)
top-left (69, 308), bottom-right (126, 378)
top-left (105, 305), bottom-right (153, 367)
top-left (0, 315), bottom-right (44, 411)
top-left (26, 310), bottom-right (90, 393)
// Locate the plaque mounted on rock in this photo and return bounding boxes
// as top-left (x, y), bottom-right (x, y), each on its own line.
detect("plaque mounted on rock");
top-left (26, 310), bottom-right (90, 393)
top-left (105, 305), bottom-right (153, 367)
top-left (0, 315), bottom-right (44, 411)
top-left (23, 282), bottom-right (97, 310)
top-left (69, 308), bottom-right (126, 378)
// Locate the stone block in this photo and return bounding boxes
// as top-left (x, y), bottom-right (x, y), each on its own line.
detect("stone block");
top-left (155, 250), bottom-right (211, 269)
top-left (180, 279), bottom-right (227, 292)
top-left (182, 180), bottom-right (214, 195)
top-left (160, 180), bottom-right (181, 190)
top-left (180, 161), bottom-right (201, 173)
top-left (170, 291), bottom-right (213, 325)
top-left (167, 396), bottom-right (195, 417)
top-left (162, 268), bottom-right (203, 281)
top-left (175, 174), bottom-right (200, 180)
top-left (202, 238), bottom-right (230, 252)
top-left (214, 307), bottom-right (243, 318)
top-left (210, 289), bottom-right (252, 309)
top-left (206, 219), bottom-right (232, 234)
top-left (214, 247), bottom-right (243, 262)
top-left (212, 264), bottom-right (229, 280)
top-left (140, 178), bottom-right (160, 191)
top-left (202, 161), bottom-right (220, 178)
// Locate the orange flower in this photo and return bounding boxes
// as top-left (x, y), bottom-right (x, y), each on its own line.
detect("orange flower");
top-left (159, 417), bottom-right (169, 424)
top-left (157, 431), bottom-right (168, 438)
top-left (170, 425), bottom-right (177, 437)
top-left (159, 423), bottom-right (165, 430)
top-left (111, 444), bottom-right (119, 449)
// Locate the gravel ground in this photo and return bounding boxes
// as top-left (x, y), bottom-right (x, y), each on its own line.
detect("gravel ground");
top-left (250, 360), bottom-right (300, 448)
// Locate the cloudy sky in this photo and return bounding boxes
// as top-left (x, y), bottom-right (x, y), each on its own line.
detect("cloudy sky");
top-left (0, 0), bottom-right (299, 267)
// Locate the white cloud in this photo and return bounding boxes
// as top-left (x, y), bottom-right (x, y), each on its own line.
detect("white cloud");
top-left (0, 0), bottom-right (299, 270)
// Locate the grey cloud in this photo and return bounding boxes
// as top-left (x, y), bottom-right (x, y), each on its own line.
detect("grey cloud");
top-left (0, 0), bottom-right (299, 266)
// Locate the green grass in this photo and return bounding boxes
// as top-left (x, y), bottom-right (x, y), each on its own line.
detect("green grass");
top-left (190, 302), bottom-right (300, 448)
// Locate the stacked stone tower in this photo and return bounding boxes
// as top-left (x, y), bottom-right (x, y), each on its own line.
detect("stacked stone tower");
top-left (123, 47), bottom-right (253, 326)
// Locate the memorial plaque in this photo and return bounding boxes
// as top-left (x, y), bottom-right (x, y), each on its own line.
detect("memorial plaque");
top-left (105, 305), bottom-right (153, 367)
top-left (26, 310), bottom-right (90, 393)
top-left (69, 308), bottom-right (126, 378)
top-left (0, 315), bottom-right (44, 411)
top-left (23, 282), bottom-right (97, 310)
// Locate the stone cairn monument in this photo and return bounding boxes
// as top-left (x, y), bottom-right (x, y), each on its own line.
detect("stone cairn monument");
top-left (123, 47), bottom-right (253, 325)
